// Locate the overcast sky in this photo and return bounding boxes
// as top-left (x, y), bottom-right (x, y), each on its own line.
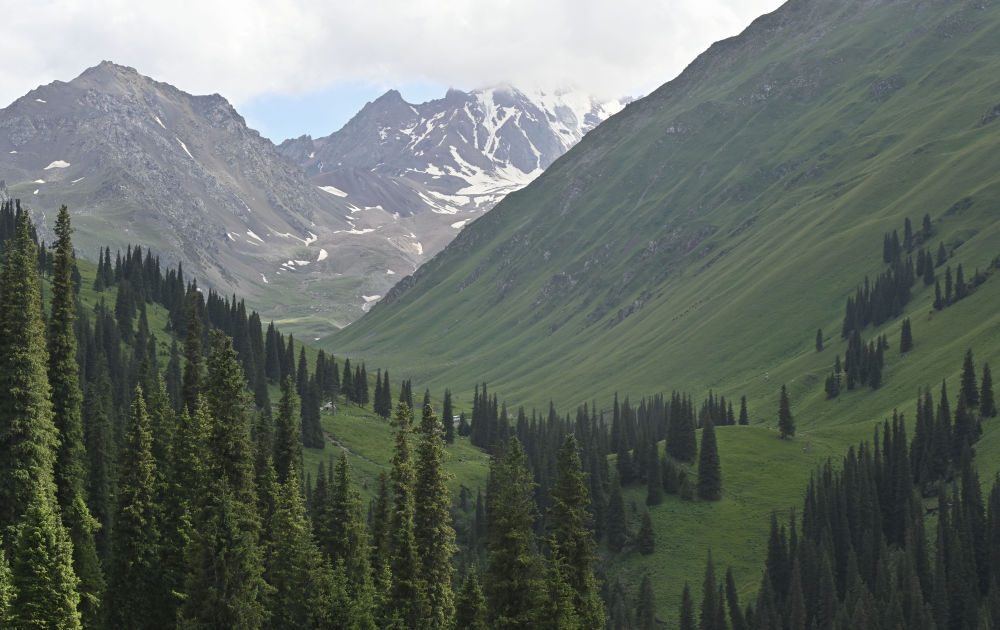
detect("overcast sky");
top-left (4, 0), bottom-right (784, 142)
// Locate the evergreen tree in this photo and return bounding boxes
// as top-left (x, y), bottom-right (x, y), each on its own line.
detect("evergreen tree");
top-left (815, 328), bottom-right (823, 352)
top-left (263, 472), bottom-right (340, 629)
top-left (273, 376), bottom-right (302, 485)
top-left (679, 582), bottom-right (695, 630)
top-left (413, 403), bottom-right (456, 627)
top-left (636, 573), bottom-right (656, 630)
top-left (0, 209), bottom-right (59, 532)
top-left (538, 556), bottom-right (580, 629)
top-left (386, 401), bottom-right (425, 627)
top-left (547, 434), bottom-right (605, 626)
top-left (981, 363), bottom-right (996, 417)
top-left (778, 384), bottom-right (795, 439)
top-left (739, 395), bottom-right (749, 426)
top-left (326, 452), bottom-right (377, 627)
top-left (606, 476), bottom-right (627, 553)
top-left (107, 388), bottom-right (163, 629)
top-left (455, 571), bottom-right (488, 630)
top-left (725, 567), bottom-right (746, 630)
top-left (443, 388), bottom-right (455, 444)
top-left (47, 206), bottom-right (103, 624)
top-left (485, 437), bottom-right (543, 628)
top-left (900, 317), bottom-right (913, 353)
top-left (961, 349), bottom-right (979, 408)
top-left (341, 358), bottom-right (353, 402)
top-left (636, 511), bottom-right (655, 555)
top-left (699, 552), bottom-right (718, 630)
top-left (181, 333), bottom-right (267, 629)
top-left (10, 494), bottom-right (82, 630)
top-left (697, 418), bottom-right (722, 501)
top-left (181, 292), bottom-right (203, 413)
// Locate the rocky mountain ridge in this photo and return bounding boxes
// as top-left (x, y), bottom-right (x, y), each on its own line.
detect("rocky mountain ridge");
top-left (0, 63), bottom-right (621, 335)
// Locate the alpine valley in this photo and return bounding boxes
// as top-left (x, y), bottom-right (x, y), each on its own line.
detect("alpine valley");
top-left (2, 0), bottom-right (1000, 627)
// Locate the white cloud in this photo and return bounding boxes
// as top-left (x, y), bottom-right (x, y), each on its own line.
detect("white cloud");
top-left (1, 0), bottom-right (784, 109)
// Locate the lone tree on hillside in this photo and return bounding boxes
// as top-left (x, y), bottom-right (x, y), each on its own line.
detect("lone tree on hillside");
top-left (778, 385), bottom-right (795, 439)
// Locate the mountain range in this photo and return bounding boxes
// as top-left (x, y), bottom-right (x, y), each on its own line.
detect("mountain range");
top-left (0, 62), bottom-right (620, 337)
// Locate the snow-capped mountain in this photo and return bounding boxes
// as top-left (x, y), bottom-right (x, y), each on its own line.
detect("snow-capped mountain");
top-left (278, 86), bottom-right (625, 249)
top-left (0, 64), bottom-right (624, 335)
top-left (0, 62), bottom-right (438, 332)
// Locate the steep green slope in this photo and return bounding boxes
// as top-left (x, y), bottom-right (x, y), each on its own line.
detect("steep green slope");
top-left (325, 0), bottom-right (1000, 415)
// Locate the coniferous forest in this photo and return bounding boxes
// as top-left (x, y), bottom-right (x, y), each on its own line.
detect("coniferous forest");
top-left (1, 202), bottom-right (999, 627)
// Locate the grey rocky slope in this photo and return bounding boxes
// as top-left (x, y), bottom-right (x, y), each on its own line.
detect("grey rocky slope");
top-left (0, 62), bottom-right (622, 336)
top-left (0, 61), bottom-right (432, 333)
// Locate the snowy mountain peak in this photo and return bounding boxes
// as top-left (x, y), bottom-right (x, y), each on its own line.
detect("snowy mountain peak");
top-left (277, 85), bottom-right (625, 221)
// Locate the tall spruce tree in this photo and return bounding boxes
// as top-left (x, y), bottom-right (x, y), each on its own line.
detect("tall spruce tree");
top-left (0, 210), bottom-right (60, 532)
top-left (386, 401), bottom-right (426, 627)
top-left (636, 574), bottom-right (656, 630)
top-left (327, 452), bottom-right (377, 627)
top-left (263, 470), bottom-right (340, 629)
top-left (11, 493), bottom-right (82, 630)
top-left (778, 384), bottom-right (795, 439)
top-left (900, 317), bottom-right (913, 353)
top-left (443, 388), bottom-right (455, 444)
top-left (47, 206), bottom-right (103, 624)
top-left (455, 571), bottom-right (488, 630)
top-left (273, 376), bottom-right (302, 485)
top-left (981, 363), bottom-right (996, 417)
top-left (697, 418), bottom-right (722, 501)
top-left (606, 476), bottom-right (627, 552)
top-left (181, 332), bottom-right (267, 629)
top-left (180, 292), bottom-right (203, 413)
top-left (960, 349), bottom-right (979, 408)
top-left (546, 434), bottom-right (605, 626)
top-left (636, 511), bottom-right (655, 556)
top-left (485, 437), bottom-right (543, 628)
top-left (107, 388), bottom-right (163, 629)
top-left (413, 403), bottom-right (457, 627)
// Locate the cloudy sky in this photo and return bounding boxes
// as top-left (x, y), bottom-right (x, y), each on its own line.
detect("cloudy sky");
top-left (4, 0), bottom-right (784, 142)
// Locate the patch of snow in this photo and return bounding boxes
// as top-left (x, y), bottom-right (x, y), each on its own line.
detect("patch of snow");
top-left (386, 269), bottom-right (396, 275)
top-left (33, 179), bottom-right (45, 184)
top-left (334, 228), bottom-right (376, 235)
top-left (35, 98), bottom-right (46, 103)
top-left (246, 230), bottom-right (264, 243)
top-left (154, 116), bottom-right (166, 129)
top-left (319, 185), bottom-right (348, 197)
top-left (414, 240), bottom-right (423, 255)
top-left (261, 273), bottom-right (268, 284)
top-left (304, 231), bottom-right (318, 246)
top-left (362, 295), bottom-right (381, 302)
top-left (317, 248), bottom-right (328, 262)
top-left (33, 189), bottom-right (39, 195)
top-left (294, 260), bottom-right (310, 266)
top-left (451, 219), bottom-right (469, 229)
top-left (308, 151), bottom-right (315, 159)
top-left (176, 138), bottom-right (194, 159)
top-left (71, 177), bottom-right (84, 184)
top-left (44, 160), bottom-right (70, 170)
top-left (226, 232), bottom-right (236, 241)
top-left (8, 150), bottom-right (16, 154)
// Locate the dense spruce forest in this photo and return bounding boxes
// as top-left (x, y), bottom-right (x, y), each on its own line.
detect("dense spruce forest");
top-left (1, 199), bottom-right (997, 629)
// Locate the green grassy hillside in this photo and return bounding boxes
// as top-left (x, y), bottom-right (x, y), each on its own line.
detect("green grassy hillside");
top-left (318, 0), bottom-right (1000, 622)
top-left (325, 0), bottom-right (1000, 413)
